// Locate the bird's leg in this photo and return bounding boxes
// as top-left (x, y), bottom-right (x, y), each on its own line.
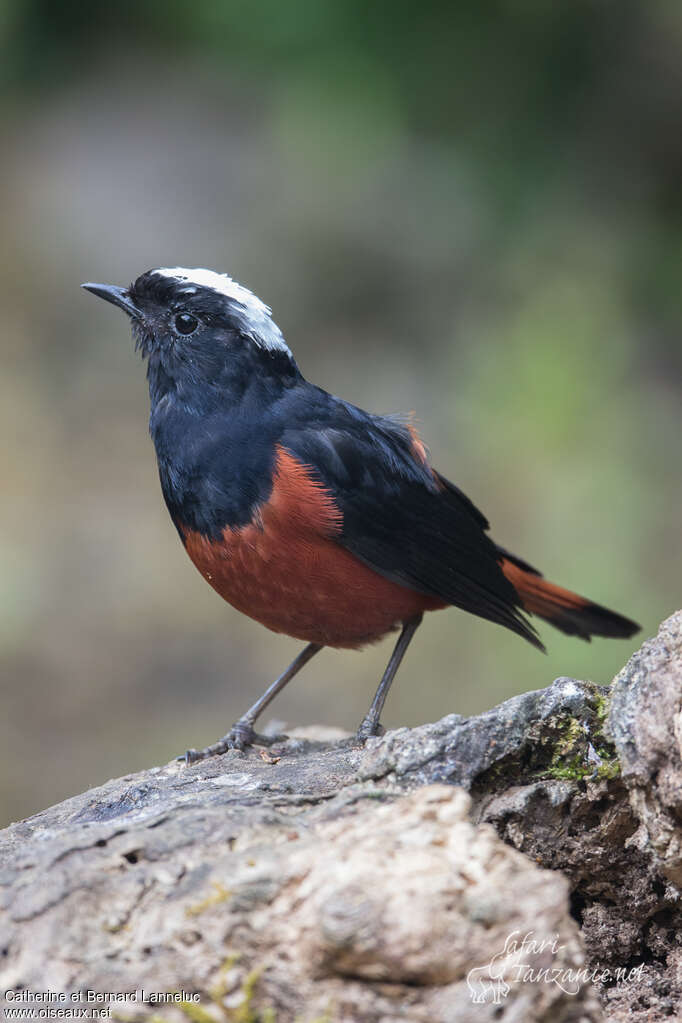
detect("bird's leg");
top-left (356, 615), bottom-right (422, 742)
top-left (180, 642), bottom-right (322, 763)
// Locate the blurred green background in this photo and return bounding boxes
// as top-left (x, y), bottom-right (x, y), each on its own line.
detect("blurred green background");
top-left (1, 0), bottom-right (680, 827)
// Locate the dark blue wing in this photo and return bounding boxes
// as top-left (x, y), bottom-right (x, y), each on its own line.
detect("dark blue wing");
top-left (278, 388), bottom-right (542, 648)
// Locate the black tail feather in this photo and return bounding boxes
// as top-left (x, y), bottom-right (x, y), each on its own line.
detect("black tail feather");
top-left (498, 551), bottom-right (640, 643)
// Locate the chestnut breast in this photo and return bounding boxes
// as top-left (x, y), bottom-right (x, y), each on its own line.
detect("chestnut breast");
top-left (181, 447), bottom-right (443, 648)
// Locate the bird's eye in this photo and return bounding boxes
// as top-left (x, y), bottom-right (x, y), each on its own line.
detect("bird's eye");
top-left (173, 311), bottom-right (199, 335)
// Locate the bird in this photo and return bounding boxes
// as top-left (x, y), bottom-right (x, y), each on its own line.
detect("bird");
top-left (82, 267), bottom-right (640, 762)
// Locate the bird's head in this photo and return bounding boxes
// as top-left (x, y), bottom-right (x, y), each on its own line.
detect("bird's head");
top-left (82, 267), bottom-right (298, 403)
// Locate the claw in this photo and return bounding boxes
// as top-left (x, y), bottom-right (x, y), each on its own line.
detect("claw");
top-left (355, 719), bottom-right (386, 744)
top-left (176, 720), bottom-right (275, 764)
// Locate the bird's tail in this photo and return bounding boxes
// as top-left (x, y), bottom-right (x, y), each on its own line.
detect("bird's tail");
top-left (498, 549), bottom-right (640, 641)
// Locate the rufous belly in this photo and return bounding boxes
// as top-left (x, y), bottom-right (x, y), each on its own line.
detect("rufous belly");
top-left (180, 448), bottom-right (444, 648)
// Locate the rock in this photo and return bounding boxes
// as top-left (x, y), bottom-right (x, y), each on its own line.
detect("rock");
top-left (608, 612), bottom-right (682, 885)
top-left (0, 784), bottom-right (599, 1022)
top-left (1, 613), bottom-right (682, 1021)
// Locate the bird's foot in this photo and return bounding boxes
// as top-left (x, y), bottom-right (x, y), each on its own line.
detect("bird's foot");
top-left (178, 720), bottom-right (288, 764)
top-left (354, 717), bottom-right (386, 744)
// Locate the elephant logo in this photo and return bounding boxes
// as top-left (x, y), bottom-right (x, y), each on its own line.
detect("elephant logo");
top-left (466, 961), bottom-right (511, 1004)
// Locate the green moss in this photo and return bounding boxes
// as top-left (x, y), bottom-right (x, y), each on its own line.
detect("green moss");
top-left (551, 715), bottom-right (583, 756)
top-left (179, 1003), bottom-right (218, 1023)
top-left (470, 684), bottom-right (622, 786)
top-left (185, 881), bottom-right (232, 917)
top-left (112, 954), bottom-right (300, 1023)
top-left (209, 952), bottom-right (242, 1003)
top-left (476, 697), bottom-right (622, 787)
top-left (594, 757), bottom-right (621, 780)
top-left (540, 687), bottom-right (621, 781)
top-left (230, 967), bottom-right (264, 1023)
top-left (593, 689), bottom-right (612, 728)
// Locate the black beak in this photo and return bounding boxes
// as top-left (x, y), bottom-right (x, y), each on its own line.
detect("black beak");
top-left (81, 282), bottom-right (139, 318)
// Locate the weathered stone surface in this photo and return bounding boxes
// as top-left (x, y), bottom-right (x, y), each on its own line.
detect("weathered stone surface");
top-left (0, 780), bottom-right (600, 1022)
top-left (609, 612), bottom-right (682, 885)
top-left (1, 613), bottom-right (681, 1021)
